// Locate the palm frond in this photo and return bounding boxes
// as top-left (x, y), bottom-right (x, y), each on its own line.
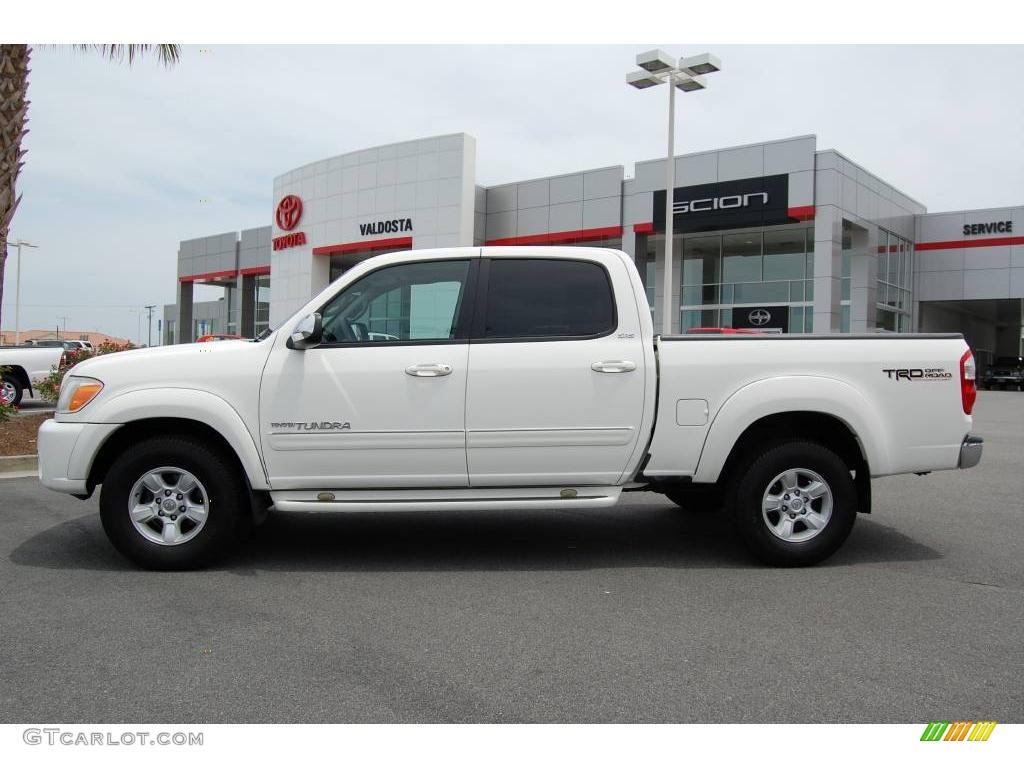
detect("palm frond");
top-left (73, 44), bottom-right (181, 67)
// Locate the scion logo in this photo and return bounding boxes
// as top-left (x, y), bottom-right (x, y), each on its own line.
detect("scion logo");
top-left (748, 309), bottom-right (771, 326)
top-left (270, 421), bottom-right (352, 432)
top-left (674, 192), bottom-right (768, 215)
top-left (275, 195), bottom-right (303, 231)
top-left (883, 368), bottom-right (953, 381)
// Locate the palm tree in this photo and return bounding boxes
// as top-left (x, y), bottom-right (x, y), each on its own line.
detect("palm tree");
top-left (0, 44), bottom-right (180, 327)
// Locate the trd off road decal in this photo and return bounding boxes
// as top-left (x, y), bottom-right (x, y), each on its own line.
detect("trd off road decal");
top-left (882, 368), bottom-right (953, 381)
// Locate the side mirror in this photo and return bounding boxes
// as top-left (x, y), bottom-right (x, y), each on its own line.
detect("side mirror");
top-left (286, 313), bottom-right (323, 350)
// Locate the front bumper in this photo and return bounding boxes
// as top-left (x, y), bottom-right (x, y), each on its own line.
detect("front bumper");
top-left (958, 435), bottom-right (984, 469)
top-left (37, 418), bottom-right (120, 494)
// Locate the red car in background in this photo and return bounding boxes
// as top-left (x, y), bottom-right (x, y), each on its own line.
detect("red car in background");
top-left (686, 327), bottom-right (763, 335)
top-left (196, 333), bottom-right (249, 342)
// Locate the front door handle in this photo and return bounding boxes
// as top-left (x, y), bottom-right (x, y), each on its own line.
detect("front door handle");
top-left (405, 363), bottom-right (453, 377)
top-left (591, 360), bottom-right (637, 373)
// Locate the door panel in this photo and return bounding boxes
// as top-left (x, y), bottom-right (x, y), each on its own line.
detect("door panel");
top-left (260, 257), bottom-right (474, 489)
top-left (261, 344), bottom-right (469, 488)
top-left (465, 255), bottom-right (646, 486)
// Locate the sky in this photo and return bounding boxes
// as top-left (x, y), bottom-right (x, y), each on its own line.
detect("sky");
top-left (4, 44), bottom-right (1023, 343)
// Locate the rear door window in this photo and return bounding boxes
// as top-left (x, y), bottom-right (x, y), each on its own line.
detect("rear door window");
top-left (480, 258), bottom-right (616, 340)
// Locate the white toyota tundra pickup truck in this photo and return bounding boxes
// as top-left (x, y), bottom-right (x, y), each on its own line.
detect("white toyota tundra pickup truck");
top-left (1, 345), bottom-right (65, 405)
top-left (37, 246), bottom-right (983, 569)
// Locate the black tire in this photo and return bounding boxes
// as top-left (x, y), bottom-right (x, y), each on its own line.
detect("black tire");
top-left (729, 440), bottom-right (857, 567)
top-left (99, 435), bottom-right (248, 570)
top-left (1, 374), bottom-right (24, 406)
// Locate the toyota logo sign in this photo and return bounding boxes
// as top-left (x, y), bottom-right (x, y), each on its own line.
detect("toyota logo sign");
top-left (748, 309), bottom-right (771, 326)
top-left (276, 195), bottom-right (303, 231)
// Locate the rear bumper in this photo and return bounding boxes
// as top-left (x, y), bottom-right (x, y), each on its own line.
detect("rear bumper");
top-left (958, 435), bottom-right (983, 469)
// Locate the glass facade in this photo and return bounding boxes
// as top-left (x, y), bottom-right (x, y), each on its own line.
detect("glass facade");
top-left (639, 221), bottom-right (913, 335)
top-left (877, 229), bottom-right (913, 332)
top-left (255, 276), bottom-right (270, 337)
top-left (641, 225), bottom-right (816, 334)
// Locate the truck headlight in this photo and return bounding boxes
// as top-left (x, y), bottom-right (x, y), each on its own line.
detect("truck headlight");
top-left (57, 376), bottom-right (104, 413)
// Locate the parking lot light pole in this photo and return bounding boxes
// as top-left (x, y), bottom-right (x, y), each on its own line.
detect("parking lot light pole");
top-left (9, 238), bottom-right (38, 345)
top-left (144, 304), bottom-right (156, 347)
top-left (627, 51), bottom-right (720, 335)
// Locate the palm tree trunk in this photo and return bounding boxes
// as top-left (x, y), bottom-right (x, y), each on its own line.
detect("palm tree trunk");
top-left (0, 44), bottom-right (31, 329)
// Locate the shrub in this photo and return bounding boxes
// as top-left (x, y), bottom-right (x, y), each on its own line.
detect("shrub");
top-left (35, 341), bottom-right (135, 403)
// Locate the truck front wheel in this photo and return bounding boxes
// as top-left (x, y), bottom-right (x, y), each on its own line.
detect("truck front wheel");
top-left (730, 440), bottom-right (856, 567)
top-left (99, 436), bottom-right (248, 569)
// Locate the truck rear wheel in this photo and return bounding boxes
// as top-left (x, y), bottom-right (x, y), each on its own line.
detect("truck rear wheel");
top-left (730, 440), bottom-right (856, 567)
top-left (99, 435), bottom-right (247, 570)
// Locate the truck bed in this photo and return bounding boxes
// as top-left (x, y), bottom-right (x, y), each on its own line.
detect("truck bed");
top-left (646, 333), bottom-right (972, 483)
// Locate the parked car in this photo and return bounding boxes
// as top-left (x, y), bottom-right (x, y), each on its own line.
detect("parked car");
top-left (24, 339), bottom-right (92, 351)
top-left (980, 355), bottom-right (1024, 391)
top-left (1, 345), bottom-right (65, 405)
top-left (38, 246), bottom-right (982, 569)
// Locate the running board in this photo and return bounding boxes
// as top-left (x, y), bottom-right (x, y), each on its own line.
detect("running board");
top-left (269, 486), bottom-right (622, 513)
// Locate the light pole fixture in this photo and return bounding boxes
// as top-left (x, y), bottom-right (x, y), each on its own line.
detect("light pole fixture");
top-left (627, 49), bottom-right (721, 335)
top-left (9, 239), bottom-right (38, 345)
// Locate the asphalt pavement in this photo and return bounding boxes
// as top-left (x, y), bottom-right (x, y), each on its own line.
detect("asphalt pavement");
top-left (1, 392), bottom-right (1021, 723)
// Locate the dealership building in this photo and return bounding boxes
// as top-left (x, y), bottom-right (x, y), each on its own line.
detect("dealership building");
top-left (164, 132), bottom-right (1023, 364)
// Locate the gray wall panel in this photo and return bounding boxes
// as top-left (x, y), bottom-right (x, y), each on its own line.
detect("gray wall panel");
top-left (549, 174), bottom-right (583, 205)
top-left (548, 201), bottom-right (583, 232)
top-left (582, 196), bottom-right (621, 229)
top-left (583, 167), bottom-right (623, 200)
top-left (964, 269), bottom-right (1011, 299)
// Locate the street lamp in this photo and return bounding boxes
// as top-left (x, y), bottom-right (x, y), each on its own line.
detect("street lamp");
top-left (9, 239), bottom-right (38, 345)
top-left (627, 49), bottom-right (721, 335)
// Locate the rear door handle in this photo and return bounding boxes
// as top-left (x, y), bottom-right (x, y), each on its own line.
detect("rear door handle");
top-left (591, 360), bottom-right (637, 373)
top-left (405, 363), bottom-right (453, 377)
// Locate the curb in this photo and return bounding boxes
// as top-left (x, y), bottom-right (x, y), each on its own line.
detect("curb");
top-left (0, 454), bottom-right (38, 474)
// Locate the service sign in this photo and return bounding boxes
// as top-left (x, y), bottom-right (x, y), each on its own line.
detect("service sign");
top-left (653, 174), bottom-right (796, 234)
top-left (963, 220), bottom-right (1013, 236)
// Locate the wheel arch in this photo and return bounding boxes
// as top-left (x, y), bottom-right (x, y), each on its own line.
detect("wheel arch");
top-left (83, 388), bottom-right (269, 493)
top-left (2, 364), bottom-right (32, 394)
top-left (715, 411), bottom-right (873, 514)
top-left (694, 376), bottom-right (890, 484)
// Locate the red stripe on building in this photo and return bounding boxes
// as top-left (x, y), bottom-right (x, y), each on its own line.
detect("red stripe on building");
top-left (179, 269), bottom-right (238, 283)
top-left (312, 236), bottom-right (413, 256)
top-left (788, 205), bottom-right (815, 221)
top-left (632, 222), bottom-right (655, 234)
top-left (915, 236), bottom-right (1024, 251)
top-left (239, 266), bottom-right (271, 276)
top-left (485, 225), bottom-right (623, 247)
